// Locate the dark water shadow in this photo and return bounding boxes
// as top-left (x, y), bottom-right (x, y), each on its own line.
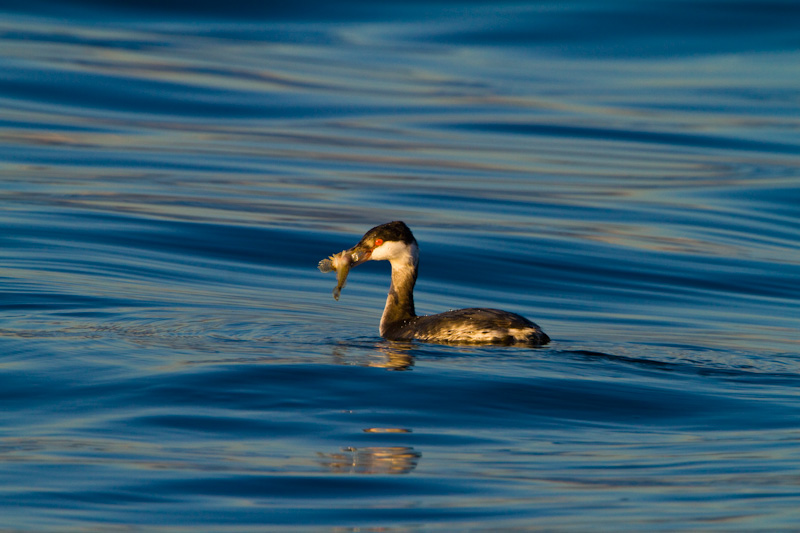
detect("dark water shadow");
top-left (449, 122), bottom-right (800, 155)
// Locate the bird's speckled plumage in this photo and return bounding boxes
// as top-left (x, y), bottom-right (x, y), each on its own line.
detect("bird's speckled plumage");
top-left (388, 308), bottom-right (547, 345)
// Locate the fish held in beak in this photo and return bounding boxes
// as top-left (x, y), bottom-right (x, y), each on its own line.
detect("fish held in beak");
top-left (317, 247), bottom-right (371, 300)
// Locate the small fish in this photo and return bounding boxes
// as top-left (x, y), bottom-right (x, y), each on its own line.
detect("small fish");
top-left (318, 249), bottom-right (365, 300)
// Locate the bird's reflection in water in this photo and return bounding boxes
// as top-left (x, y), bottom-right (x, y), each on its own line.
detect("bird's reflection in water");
top-left (318, 446), bottom-right (421, 474)
top-left (330, 340), bottom-right (415, 370)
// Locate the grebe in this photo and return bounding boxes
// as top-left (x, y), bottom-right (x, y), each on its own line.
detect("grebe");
top-left (321, 221), bottom-right (550, 346)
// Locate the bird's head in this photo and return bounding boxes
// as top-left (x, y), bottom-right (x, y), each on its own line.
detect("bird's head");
top-left (346, 221), bottom-right (418, 266)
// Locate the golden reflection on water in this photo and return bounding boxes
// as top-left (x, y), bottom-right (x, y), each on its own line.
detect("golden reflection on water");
top-left (330, 341), bottom-right (416, 371)
top-left (318, 446), bottom-right (421, 475)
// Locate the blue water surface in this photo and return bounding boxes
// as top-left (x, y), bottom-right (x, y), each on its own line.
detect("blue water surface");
top-left (2, 1), bottom-right (800, 530)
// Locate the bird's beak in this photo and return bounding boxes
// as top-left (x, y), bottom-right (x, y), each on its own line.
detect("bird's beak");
top-left (345, 242), bottom-right (372, 267)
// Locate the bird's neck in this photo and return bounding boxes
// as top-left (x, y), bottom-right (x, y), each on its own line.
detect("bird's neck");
top-left (379, 242), bottom-right (418, 336)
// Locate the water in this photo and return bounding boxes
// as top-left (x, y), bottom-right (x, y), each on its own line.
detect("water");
top-left (2, 1), bottom-right (800, 530)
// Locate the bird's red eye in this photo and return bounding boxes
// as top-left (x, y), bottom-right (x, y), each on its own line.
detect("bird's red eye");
top-left (374, 238), bottom-right (384, 247)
